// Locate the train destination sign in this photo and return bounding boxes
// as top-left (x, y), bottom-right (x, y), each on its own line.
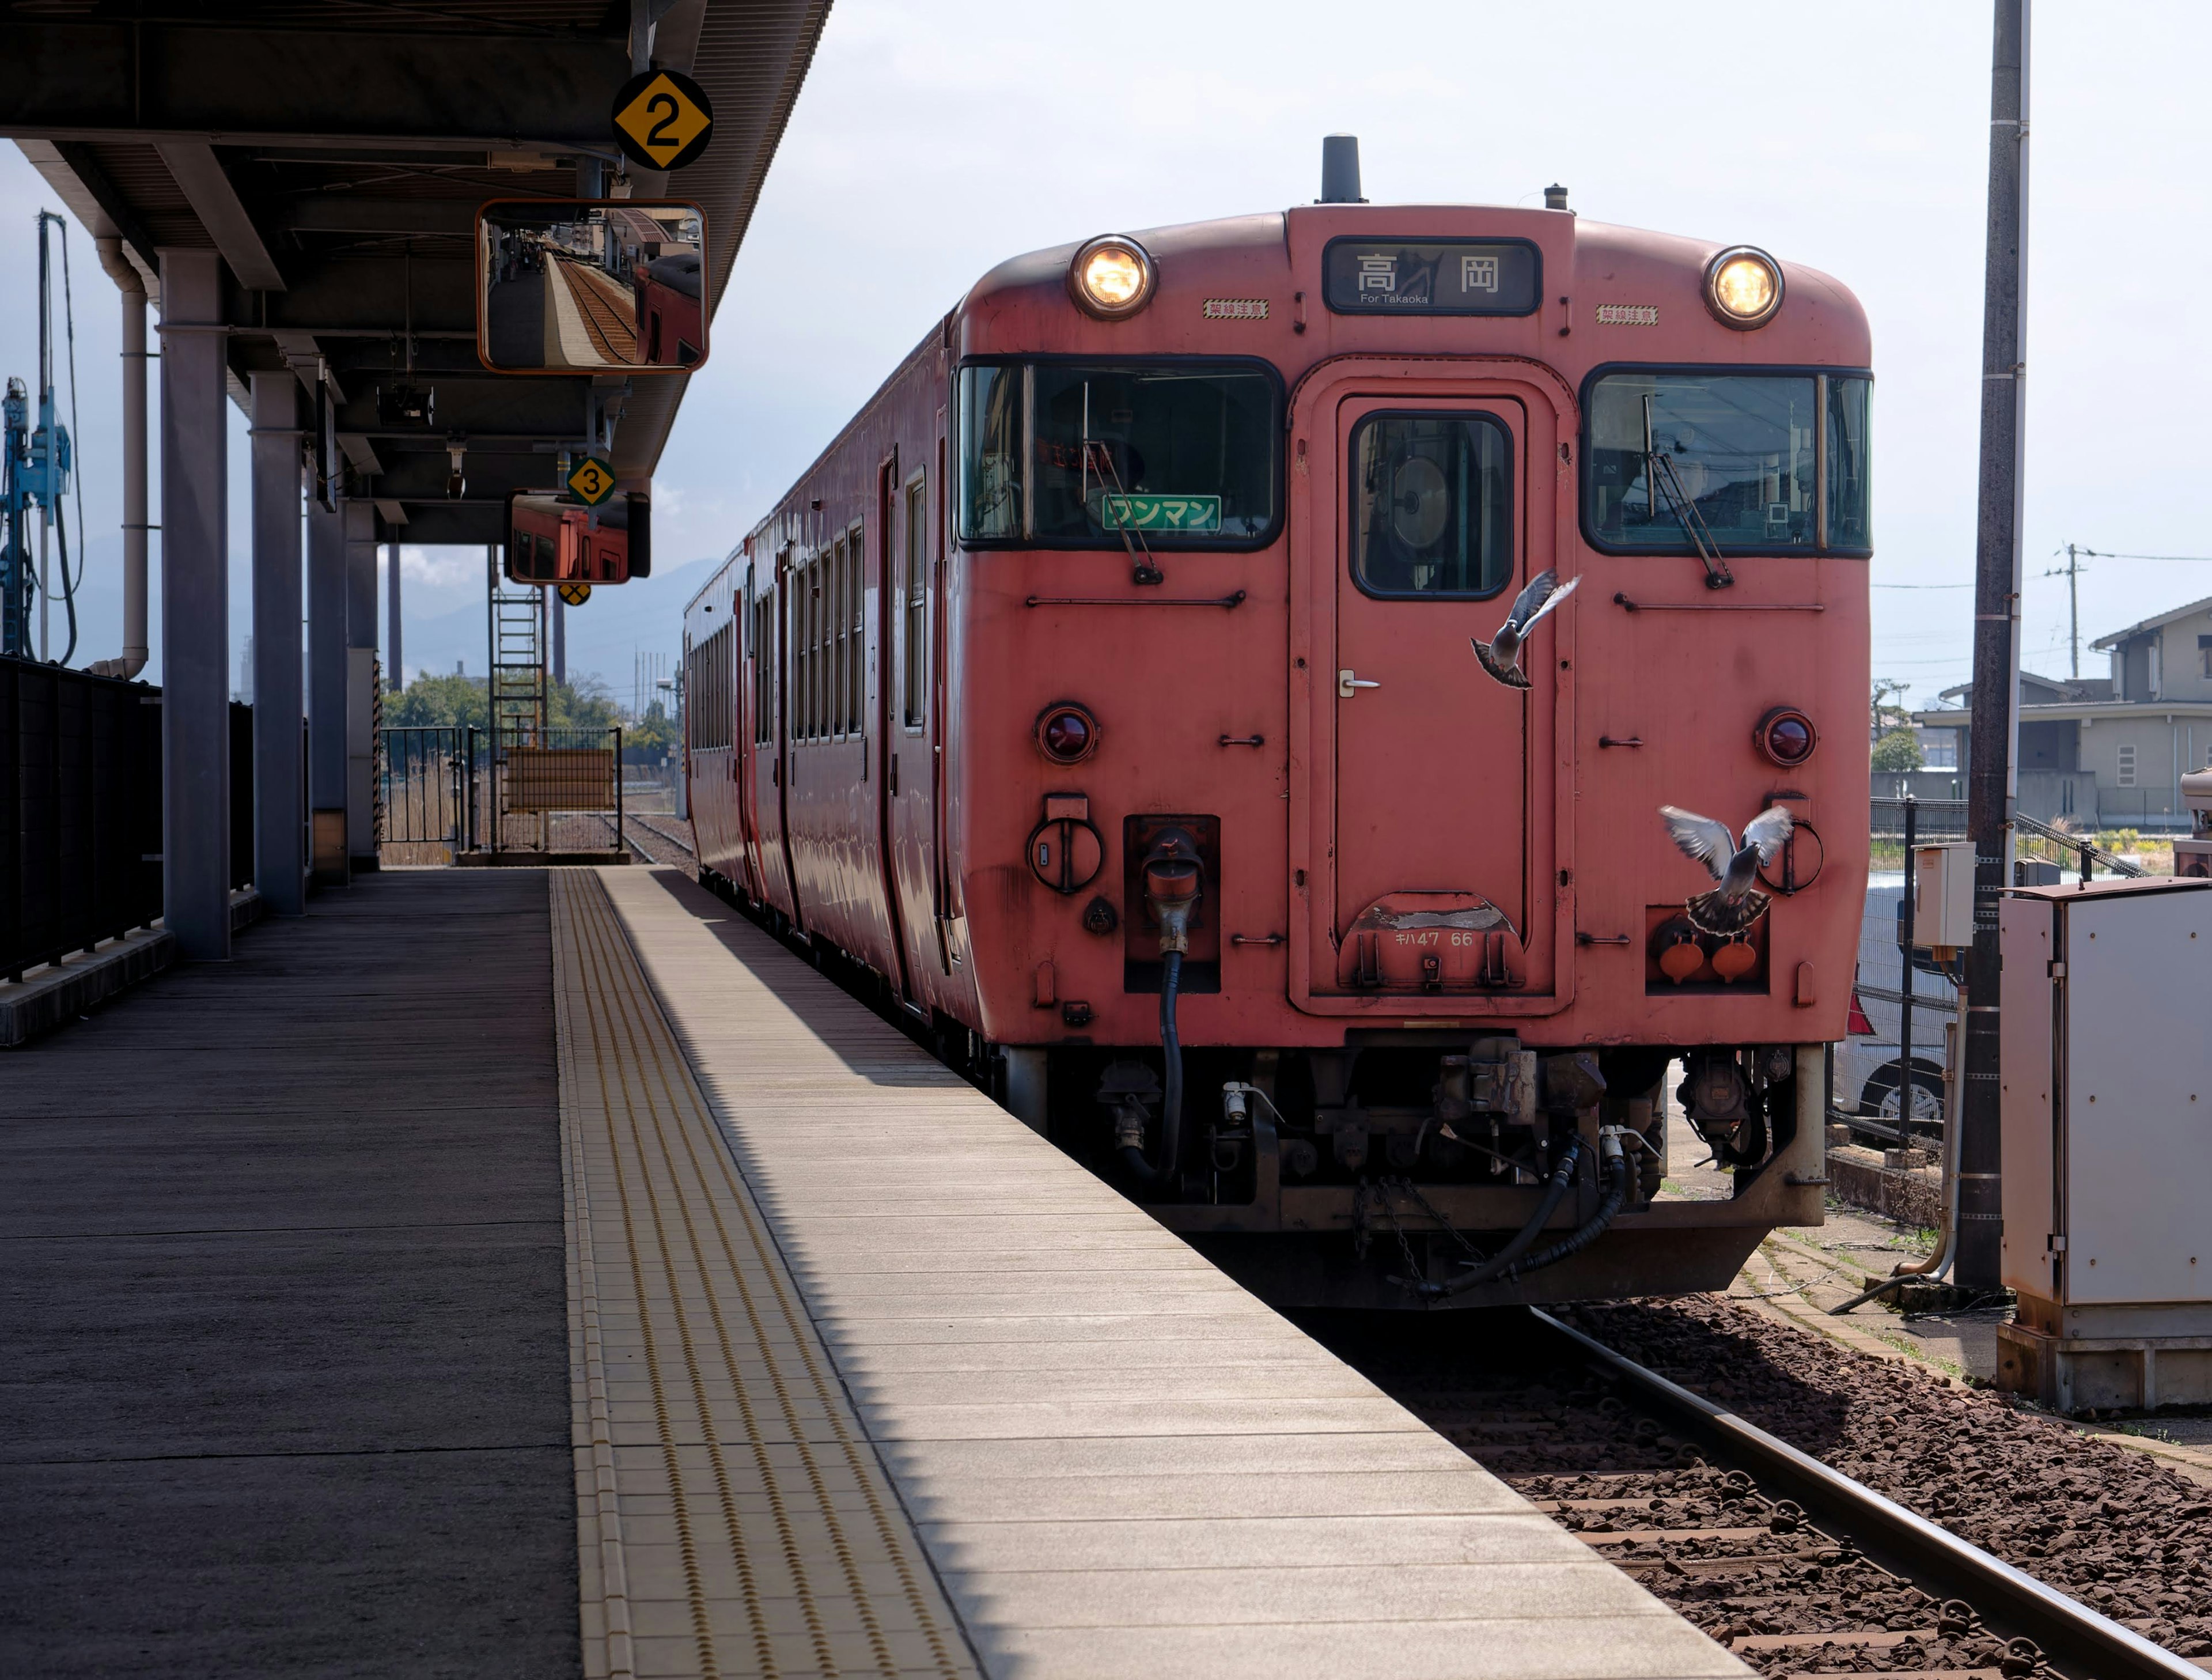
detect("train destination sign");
top-left (1322, 238), bottom-right (1540, 316)
top-left (611, 69), bottom-right (716, 173)
top-left (1097, 493), bottom-right (1221, 532)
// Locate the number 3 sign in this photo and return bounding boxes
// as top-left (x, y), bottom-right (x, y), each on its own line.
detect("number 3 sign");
top-left (611, 69), bottom-right (715, 174)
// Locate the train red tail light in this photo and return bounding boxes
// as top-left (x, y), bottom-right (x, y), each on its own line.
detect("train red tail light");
top-left (1755, 706), bottom-right (1817, 768)
top-left (1035, 702), bottom-right (1100, 765)
top-left (1847, 988), bottom-right (1875, 1035)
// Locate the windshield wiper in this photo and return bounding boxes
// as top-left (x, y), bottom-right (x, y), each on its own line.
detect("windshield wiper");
top-left (1082, 380), bottom-right (1163, 586)
top-left (1643, 394), bottom-right (1733, 590)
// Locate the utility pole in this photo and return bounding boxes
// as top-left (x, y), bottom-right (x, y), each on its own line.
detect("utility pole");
top-left (1959, 0), bottom-right (2030, 1293)
top-left (2064, 542), bottom-right (2079, 678)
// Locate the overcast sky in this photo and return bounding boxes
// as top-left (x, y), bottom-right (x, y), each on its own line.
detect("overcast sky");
top-left (3, 1), bottom-right (2209, 701)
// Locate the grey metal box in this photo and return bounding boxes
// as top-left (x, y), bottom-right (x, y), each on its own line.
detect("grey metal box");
top-left (1998, 876), bottom-right (2212, 1410)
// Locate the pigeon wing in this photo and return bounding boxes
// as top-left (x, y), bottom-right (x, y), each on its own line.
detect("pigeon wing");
top-left (1515, 572), bottom-right (1579, 636)
top-left (1742, 804), bottom-right (1795, 867)
top-left (1505, 569), bottom-right (1559, 632)
top-left (1660, 805), bottom-right (1736, 882)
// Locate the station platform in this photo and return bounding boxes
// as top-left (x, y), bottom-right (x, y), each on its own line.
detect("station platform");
top-left (3, 865), bottom-right (1745, 1680)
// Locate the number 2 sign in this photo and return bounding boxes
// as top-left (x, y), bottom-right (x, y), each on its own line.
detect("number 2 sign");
top-left (611, 69), bottom-right (715, 174)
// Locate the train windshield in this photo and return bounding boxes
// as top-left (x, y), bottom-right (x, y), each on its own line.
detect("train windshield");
top-left (1584, 371), bottom-right (1872, 555)
top-left (957, 360), bottom-right (1279, 547)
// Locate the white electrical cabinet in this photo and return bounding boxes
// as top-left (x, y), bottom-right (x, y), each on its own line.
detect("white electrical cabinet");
top-left (1997, 876), bottom-right (2212, 1412)
top-left (1910, 840), bottom-right (1976, 951)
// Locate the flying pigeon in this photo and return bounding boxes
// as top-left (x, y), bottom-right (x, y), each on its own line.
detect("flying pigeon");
top-left (1660, 804), bottom-right (1795, 934)
top-left (1472, 570), bottom-right (1580, 689)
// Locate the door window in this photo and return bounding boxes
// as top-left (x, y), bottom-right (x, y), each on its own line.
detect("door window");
top-left (1349, 413), bottom-right (1513, 598)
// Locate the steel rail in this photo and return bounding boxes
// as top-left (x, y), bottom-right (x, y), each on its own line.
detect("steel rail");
top-left (1531, 1308), bottom-right (2202, 1680)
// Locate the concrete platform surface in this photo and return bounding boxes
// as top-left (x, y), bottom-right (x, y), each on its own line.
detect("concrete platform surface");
top-left (594, 866), bottom-right (1747, 1680)
top-left (0, 871), bottom-right (577, 1679)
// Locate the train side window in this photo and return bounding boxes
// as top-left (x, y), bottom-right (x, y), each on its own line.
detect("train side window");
top-left (796, 562), bottom-right (814, 739)
top-left (806, 555), bottom-right (821, 741)
top-left (956, 364), bottom-right (1022, 540)
top-left (1825, 376), bottom-right (1873, 551)
top-left (828, 536), bottom-right (841, 737)
top-left (846, 520), bottom-right (863, 735)
top-left (1349, 413), bottom-right (1513, 599)
top-left (903, 472), bottom-right (926, 728)
top-left (827, 542), bottom-right (840, 739)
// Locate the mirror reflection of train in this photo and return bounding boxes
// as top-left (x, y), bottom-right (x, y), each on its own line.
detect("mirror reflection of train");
top-left (505, 491), bottom-right (651, 586)
top-left (476, 200), bottom-right (708, 373)
top-left (635, 249), bottom-right (703, 366)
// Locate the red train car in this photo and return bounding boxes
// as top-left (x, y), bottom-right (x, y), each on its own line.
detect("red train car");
top-left (634, 251), bottom-right (704, 368)
top-left (684, 153), bottom-right (1870, 1309)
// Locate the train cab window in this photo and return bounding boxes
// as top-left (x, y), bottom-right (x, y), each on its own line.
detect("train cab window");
top-left (1349, 413), bottom-right (1512, 599)
top-left (957, 365), bottom-right (1022, 540)
top-left (1584, 370), bottom-right (1870, 555)
top-left (1031, 363), bottom-right (1277, 545)
top-left (957, 359), bottom-right (1281, 547)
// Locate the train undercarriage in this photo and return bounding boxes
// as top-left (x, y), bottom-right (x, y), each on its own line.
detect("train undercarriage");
top-left (703, 858), bottom-right (1825, 1314)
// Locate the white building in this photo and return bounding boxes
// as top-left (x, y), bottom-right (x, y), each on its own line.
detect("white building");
top-left (1914, 597), bottom-right (2212, 830)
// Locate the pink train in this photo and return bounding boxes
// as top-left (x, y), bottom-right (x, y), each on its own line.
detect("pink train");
top-left (684, 147), bottom-right (1870, 1308)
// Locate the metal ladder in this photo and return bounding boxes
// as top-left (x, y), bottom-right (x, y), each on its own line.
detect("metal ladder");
top-left (486, 548), bottom-right (547, 852)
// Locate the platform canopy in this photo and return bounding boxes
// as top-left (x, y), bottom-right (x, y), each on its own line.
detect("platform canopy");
top-left (0, 0), bottom-right (829, 545)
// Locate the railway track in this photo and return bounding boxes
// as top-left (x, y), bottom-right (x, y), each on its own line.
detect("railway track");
top-left (1317, 1306), bottom-right (2205, 1680)
top-left (552, 255), bottom-right (638, 362)
top-left (591, 808), bottom-right (695, 865)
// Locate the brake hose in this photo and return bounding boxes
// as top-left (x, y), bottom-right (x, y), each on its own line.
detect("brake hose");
top-left (1118, 949), bottom-right (1184, 1194)
top-left (1494, 1129), bottom-right (1631, 1283)
top-left (1415, 1133), bottom-right (1584, 1301)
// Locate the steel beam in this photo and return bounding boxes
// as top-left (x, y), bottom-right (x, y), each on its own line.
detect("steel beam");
top-left (0, 23), bottom-right (630, 146)
top-left (306, 495), bottom-right (348, 886)
top-left (345, 501), bottom-right (378, 871)
top-left (157, 249), bottom-right (232, 960)
top-left (152, 142), bottom-right (286, 291)
top-left (250, 373), bottom-right (306, 917)
top-left (387, 541), bottom-right (404, 694)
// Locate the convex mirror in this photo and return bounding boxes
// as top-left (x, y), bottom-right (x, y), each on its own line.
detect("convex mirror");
top-left (506, 490), bottom-right (652, 585)
top-left (477, 199), bottom-right (707, 373)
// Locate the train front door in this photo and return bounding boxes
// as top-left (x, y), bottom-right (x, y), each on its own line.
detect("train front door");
top-left (1290, 366), bottom-right (1567, 1011)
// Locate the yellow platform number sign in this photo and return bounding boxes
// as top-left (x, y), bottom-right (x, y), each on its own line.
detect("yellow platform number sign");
top-left (558, 581), bottom-right (592, 608)
top-left (611, 69), bottom-right (715, 174)
top-left (566, 455), bottom-right (616, 507)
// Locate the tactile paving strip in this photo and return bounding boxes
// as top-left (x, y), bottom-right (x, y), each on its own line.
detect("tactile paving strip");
top-left (552, 870), bottom-right (979, 1680)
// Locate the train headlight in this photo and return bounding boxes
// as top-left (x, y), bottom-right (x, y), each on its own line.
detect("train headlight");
top-left (1036, 701), bottom-right (1100, 764)
top-left (1756, 705), bottom-right (1818, 767)
top-left (1069, 236), bottom-right (1156, 320)
top-left (1704, 245), bottom-right (1783, 329)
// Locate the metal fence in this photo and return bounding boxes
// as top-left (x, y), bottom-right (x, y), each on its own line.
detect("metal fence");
top-left (376, 727), bottom-right (467, 855)
top-left (1, 656), bottom-right (253, 981)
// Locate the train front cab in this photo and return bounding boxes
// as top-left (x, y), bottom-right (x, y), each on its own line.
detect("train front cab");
top-left (944, 210), bottom-right (1867, 1311)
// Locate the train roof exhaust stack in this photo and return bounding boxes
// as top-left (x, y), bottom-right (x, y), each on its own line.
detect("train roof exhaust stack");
top-left (1544, 183), bottom-right (1570, 211)
top-left (1319, 134), bottom-right (1366, 204)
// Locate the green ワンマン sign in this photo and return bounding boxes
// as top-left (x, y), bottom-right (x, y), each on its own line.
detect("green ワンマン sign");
top-left (1098, 493), bottom-right (1221, 532)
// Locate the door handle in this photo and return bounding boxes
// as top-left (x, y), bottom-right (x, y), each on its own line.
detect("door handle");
top-left (1338, 669), bottom-right (1381, 698)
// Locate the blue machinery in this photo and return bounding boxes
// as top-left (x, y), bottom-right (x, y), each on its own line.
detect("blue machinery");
top-left (2, 210), bottom-right (82, 663)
